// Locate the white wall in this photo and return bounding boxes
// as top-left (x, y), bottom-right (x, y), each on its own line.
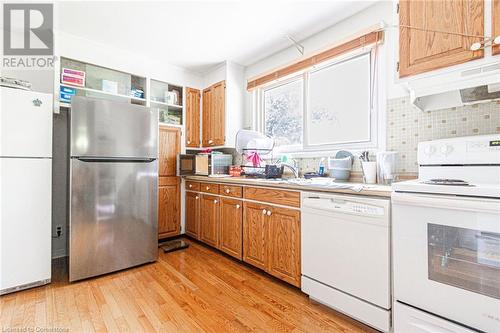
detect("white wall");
top-left (243, 1), bottom-right (407, 129)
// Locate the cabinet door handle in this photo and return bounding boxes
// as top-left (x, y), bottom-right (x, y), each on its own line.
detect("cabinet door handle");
top-left (225, 189), bottom-right (230, 194)
top-left (267, 210), bottom-right (272, 216)
top-left (214, 199), bottom-right (218, 204)
top-left (236, 204), bottom-right (240, 209)
top-left (195, 196), bottom-right (199, 200)
top-left (262, 209), bottom-right (267, 215)
top-left (208, 139), bottom-right (213, 144)
top-left (187, 140), bottom-right (191, 144)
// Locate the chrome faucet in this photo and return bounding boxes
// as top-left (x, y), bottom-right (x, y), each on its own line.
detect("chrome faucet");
top-left (279, 162), bottom-right (299, 178)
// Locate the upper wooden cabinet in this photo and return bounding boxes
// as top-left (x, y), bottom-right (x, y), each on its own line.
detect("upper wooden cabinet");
top-left (185, 87), bottom-right (201, 148)
top-left (202, 87), bottom-right (212, 147)
top-left (159, 126), bottom-right (181, 177)
top-left (399, 0), bottom-right (484, 77)
top-left (202, 81), bottom-right (226, 147)
top-left (494, 0), bottom-right (500, 55)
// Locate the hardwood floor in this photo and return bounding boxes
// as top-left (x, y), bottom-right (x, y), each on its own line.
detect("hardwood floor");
top-left (0, 239), bottom-right (375, 332)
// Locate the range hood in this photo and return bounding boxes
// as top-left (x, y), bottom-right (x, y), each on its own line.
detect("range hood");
top-left (407, 62), bottom-right (500, 111)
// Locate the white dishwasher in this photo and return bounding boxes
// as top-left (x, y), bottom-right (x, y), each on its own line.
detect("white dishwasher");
top-left (301, 191), bottom-right (391, 332)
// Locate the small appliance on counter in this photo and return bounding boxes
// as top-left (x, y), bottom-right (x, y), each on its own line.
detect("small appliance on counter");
top-left (178, 152), bottom-right (233, 176)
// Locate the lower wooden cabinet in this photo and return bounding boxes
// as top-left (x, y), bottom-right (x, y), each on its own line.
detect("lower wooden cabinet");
top-left (219, 198), bottom-right (243, 260)
top-left (200, 194), bottom-right (220, 247)
top-left (186, 183), bottom-right (301, 287)
top-left (267, 207), bottom-right (301, 287)
top-left (243, 202), bottom-right (301, 287)
top-left (242, 202), bottom-right (269, 270)
top-left (158, 177), bottom-right (180, 238)
top-left (185, 191), bottom-right (200, 238)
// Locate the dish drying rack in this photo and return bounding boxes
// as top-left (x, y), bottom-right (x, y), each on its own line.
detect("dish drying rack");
top-left (235, 130), bottom-right (276, 177)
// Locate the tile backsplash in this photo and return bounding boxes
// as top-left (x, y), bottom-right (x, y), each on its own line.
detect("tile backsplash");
top-left (277, 97), bottom-right (500, 176)
top-left (232, 97), bottom-right (500, 177)
top-left (387, 97), bottom-right (500, 173)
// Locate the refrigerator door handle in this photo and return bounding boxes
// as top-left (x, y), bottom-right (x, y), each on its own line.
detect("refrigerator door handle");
top-left (74, 157), bottom-right (156, 163)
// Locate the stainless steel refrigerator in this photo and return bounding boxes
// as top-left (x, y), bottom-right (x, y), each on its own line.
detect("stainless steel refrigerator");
top-left (69, 96), bottom-right (158, 282)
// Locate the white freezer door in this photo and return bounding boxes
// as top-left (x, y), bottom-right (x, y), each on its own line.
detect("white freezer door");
top-left (0, 158), bottom-right (52, 292)
top-left (0, 87), bottom-right (53, 158)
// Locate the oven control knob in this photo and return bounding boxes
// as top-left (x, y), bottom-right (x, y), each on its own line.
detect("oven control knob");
top-left (440, 144), bottom-right (453, 156)
top-left (423, 145), bottom-right (436, 156)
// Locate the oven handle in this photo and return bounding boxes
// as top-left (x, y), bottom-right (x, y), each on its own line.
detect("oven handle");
top-left (392, 192), bottom-right (500, 214)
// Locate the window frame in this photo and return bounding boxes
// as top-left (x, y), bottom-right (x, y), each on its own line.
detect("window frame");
top-left (256, 47), bottom-right (382, 155)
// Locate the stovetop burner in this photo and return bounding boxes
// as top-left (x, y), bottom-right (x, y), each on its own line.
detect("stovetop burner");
top-left (422, 179), bottom-right (472, 186)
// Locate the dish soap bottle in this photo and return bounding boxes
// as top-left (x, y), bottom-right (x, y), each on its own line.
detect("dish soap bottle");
top-left (318, 158), bottom-right (325, 176)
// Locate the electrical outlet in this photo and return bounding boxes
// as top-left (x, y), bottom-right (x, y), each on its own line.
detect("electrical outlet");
top-left (55, 225), bottom-right (63, 238)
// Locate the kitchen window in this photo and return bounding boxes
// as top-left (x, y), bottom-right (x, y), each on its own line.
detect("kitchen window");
top-left (258, 49), bottom-right (378, 154)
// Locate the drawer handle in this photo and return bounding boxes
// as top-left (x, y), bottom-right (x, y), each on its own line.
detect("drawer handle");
top-left (206, 186), bottom-right (210, 190)
top-left (214, 199), bottom-right (218, 204)
top-left (189, 184), bottom-right (193, 188)
top-left (267, 210), bottom-right (272, 216)
top-left (225, 189), bottom-right (230, 194)
top-left (236, 204), bottom-right (240, 209)
top-left (262, 209), bottom-right (267, 215)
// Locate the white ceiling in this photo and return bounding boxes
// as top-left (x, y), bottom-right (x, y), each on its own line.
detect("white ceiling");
top-left (56, 1), bottom-right (375, 74)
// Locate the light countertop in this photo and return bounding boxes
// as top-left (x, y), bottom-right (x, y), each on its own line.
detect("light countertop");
top-left (184, 175), bottom-right (393, 198)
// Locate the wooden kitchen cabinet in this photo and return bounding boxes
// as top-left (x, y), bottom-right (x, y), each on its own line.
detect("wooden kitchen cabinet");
top-left (158, 125), bottom-right (181, 239)
top-left (158, 177), bottom-right (180, 238)
top-left (219, 198), bottom-right (243, 260)
top-left (493, 0), bottom-right (500, 55)
top-left (267, 207), bottom-right (301, 287)
top-left (202, 81), bottom-right (225, 146)
top-left (200, 194), bottom-right (220, 247)
top-left (243, 202), bottom-right (269, 271)
top-left (399, 0), bottom-right (484, 77)
top-left (202, 88), bottom-right (212, 147)
top-left (185, 87), bottom-right (201, 148)
top-left (159, 125), bottom-right (181, 177)
top-left (185, 191), bottom-right (200, 239)
top-left (243, 201), bottom-right (301, 287)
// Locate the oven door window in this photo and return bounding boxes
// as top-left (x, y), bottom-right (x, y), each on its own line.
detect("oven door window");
top-left (428, 223), bottom-right (500, 299)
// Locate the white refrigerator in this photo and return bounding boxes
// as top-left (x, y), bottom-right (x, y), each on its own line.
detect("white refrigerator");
top-left (0, 87), bottom-right (52, 295)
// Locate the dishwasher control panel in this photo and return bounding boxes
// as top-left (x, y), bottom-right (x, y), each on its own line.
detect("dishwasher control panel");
top-left (303, 195), bottom-right (386, 217)
top-left (332, 200), bottom-right (385, 216)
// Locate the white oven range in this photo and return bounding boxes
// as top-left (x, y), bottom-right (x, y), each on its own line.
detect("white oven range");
top-left (392, 134), bottom-right (500, 333)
